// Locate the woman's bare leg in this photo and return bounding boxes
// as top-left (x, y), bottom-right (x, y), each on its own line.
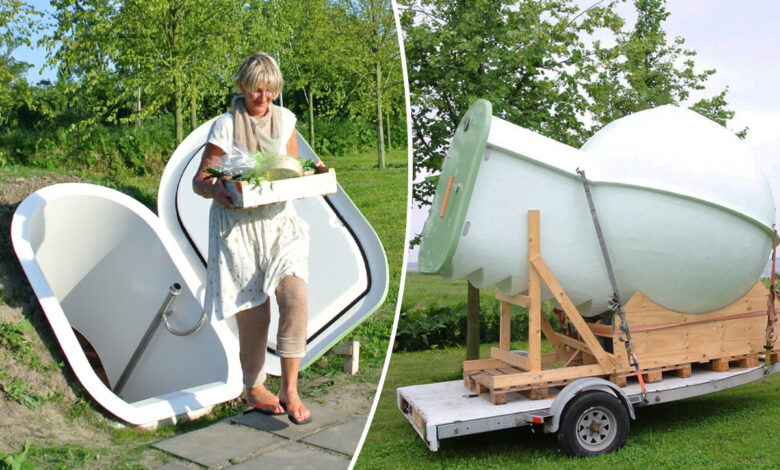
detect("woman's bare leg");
top-left (236, 301), bottom-right (283, 413)
top-left (275, 275), bottom-right (310, 422)
top-left (279, 357), bottom-right (310, 422)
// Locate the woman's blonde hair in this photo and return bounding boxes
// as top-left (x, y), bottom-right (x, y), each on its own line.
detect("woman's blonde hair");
top-left (235, 52), bottom-right (284, 96)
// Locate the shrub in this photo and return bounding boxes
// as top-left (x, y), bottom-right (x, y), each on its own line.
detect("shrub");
top-left (395, 301), bottom-right (560, 352)
top-left (0, 115), bottom-right (176, 176)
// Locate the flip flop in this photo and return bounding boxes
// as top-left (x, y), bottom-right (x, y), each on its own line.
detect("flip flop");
top-left (280, 400), bottom-right (312, 425)
top-left (244, 399), bottom-right (285, 415)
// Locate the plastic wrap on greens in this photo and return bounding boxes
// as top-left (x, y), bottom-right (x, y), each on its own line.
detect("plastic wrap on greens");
top-left (242, 151), bottom-right (303, 185)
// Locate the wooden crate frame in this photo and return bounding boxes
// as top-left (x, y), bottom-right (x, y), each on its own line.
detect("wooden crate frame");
top-left (464, 210), bottom-right (780, 404)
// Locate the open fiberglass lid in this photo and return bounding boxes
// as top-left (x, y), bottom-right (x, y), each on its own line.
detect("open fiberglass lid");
top-left (11, 116), bottom-right (388, 426)
top-left (158, 116), bottom-right (389, 375)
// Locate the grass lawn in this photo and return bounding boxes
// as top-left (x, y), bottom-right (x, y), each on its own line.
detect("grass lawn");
top-left (401, 272), bottom-right (500, 311)
top-left (0, 145), bottom-right (408, 468)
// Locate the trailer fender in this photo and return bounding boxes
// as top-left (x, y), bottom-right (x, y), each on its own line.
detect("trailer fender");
top-left (544, 378), bottom-right (635, 433)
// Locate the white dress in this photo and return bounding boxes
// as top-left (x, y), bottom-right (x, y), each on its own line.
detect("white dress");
top-left (203, 107), bottom-right (310, 320)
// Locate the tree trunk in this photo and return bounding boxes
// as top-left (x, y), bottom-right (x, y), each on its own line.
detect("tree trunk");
top-left (307, 87), bottom-right (315, 150)
top-left (174, 79), bottom-right (183, 144)
top-left (466, 282), bottom-right (480, 360)
top-left (190, 94), bottom-right (197, 132)
top-left (376, 62), bottom-right (385, 168)
top-left (135, 88), bottom-right (142, 127)
top-left (385, 107), bottom-right (392, 151)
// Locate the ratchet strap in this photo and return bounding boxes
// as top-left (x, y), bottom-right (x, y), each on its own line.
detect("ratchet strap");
top-left (766, 229), bottom-right (779, 366)
top-left (577, 168), bottom-right (647, 399)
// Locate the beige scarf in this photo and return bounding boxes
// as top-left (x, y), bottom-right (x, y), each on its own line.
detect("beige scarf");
top-left (230, 95), bottom-right (283, 154)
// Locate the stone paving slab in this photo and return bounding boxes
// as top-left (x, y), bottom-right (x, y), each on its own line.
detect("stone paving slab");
top-left (230, 441), bottom-right (351, 470)
top-left (231, 402), bottom-right (350, 440)
top-left (153, 463), bottom-right (198, 470)
top-left (153, 421), bottom-right (282, 468)
top-left (300, 417), bottom-right (367, 456)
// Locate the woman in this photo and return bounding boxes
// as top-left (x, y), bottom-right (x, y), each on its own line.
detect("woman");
top-left (193, 52), bottom-right (323, 425)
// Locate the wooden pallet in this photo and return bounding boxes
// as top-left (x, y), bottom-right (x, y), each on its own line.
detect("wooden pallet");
top-left (464, 210), bottom-right (780, 405)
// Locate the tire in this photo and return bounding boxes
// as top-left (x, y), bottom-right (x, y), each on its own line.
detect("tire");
top-left (558, 390), bottom-right (629, 457)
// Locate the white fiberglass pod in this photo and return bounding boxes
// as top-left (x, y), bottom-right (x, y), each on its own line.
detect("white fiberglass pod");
top-left (418, 100), bottom-right (775, 316)
top-left (11, 184), bottom-right (242, 425)
top-left (11, 118), bottom-right (388, 425)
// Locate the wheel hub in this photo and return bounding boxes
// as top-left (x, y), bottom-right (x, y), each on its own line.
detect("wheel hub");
top-left (576, 406), bottom-right (616, 452)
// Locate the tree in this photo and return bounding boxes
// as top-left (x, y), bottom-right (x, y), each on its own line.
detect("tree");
top-left (117, 0), bottom-right (250, 142)
top-left (401, 0), bottom-right (623, 207)
top-left (0, 0), bottom-right (40, 126)
top-left (584, 0), bottom-right (744, 136)
top-left (45, 0), bottom-right (251, 142)
top-left (342, 0), bottom-right (402, 168)
top-left (44, 0), bottom-right (123, 130)
top-left (272, 0), bottom-right (337, 151)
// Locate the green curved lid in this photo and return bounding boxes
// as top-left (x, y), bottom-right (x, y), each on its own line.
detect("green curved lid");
top-left (418, 99), bottom-right (492, 274)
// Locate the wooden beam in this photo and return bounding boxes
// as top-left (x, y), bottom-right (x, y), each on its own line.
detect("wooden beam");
top-left (542, 352), bottom-right (563, 364)
top-left (487, 364), bottom-right (609, 389)
top-left (463, 358), bottom-right (503, 372)
top-left (495, 291), bottom-right (531, 307)
top-left (540, 310), bottom-right (568, 359)
top-left (491, 347), bottom-right (529, 370)
top-left (554, 332), bottom-right (591, 353)
top-left (530, 256), bottom-right (618, 373)
top-left (466, 281), bottom-right (480, 360)
top-left (528, 210), bottom-right (542, 372)
top-left (499, 301), bottom-right (511, 351)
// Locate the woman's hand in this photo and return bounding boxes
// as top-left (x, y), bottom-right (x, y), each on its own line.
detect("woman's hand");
top-left (211, 175), bottom-right (237, 208)
top-left (314, 160), bottom-right (329, 174)
top-left (193, 143), bottom-right (236, 208)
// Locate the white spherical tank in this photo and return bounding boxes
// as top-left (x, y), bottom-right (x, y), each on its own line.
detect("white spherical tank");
top-left (418, 100), bottom-right (775, 316)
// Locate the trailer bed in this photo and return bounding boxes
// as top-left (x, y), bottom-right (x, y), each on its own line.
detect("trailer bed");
top-left (398, 363), bottom-right (780, 451)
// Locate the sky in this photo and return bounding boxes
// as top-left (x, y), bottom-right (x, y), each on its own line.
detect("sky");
top-left (13, 0), bottom-right (55, 84)
top-left (407, 0), bottom-right (780, 265)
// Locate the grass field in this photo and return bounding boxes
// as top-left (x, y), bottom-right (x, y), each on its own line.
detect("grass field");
top-left (401, 272), bottom-right (499, 311)
top-left (0, 145), bottom-right (408, 469)
top-left (355, 272), bottom-right (780, 469)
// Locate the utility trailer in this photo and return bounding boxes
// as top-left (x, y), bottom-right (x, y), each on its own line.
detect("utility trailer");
top-left (398, 362), bottom-right (780, 455)
top-left (407, 101), bottom-right (779, 456)
top-left (398, 210), bottom-right (780, 456)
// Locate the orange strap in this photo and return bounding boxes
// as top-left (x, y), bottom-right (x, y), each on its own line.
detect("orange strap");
top-left (589, 310), bottom-right (767, 336)
top-left (634, 358), bottom-right (647, 395)
top-left (439, 176), bottom-right (455, 218)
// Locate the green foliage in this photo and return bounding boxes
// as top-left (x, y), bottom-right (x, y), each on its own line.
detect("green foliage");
top-left (0, 320), bottom-right (45, 371)
top-left (297, 116), bottom-right (406, 156)
top-left (0, 376), bottom-right (58, 409)
top-left (395, 301), bottom-right (559, 351)
top-left (0, 1), bottom-right (41, 128)
top-left (25, 0), bottom-right (404, 155)
top-left (339, 0), bottom-right (404, 167)
top-left (350, 311), bottom-right (394, 368)
top-left (404, 0), bottom-right (743, 214)
top-left (0, 114), bottom-right (176, 175)
top-left (401, 0), bottom-right (624, 207)
top-left (0, 442), bottom-right (30, 470)
top-left (27, 444), bottom-right (98, 469)
top-left (585, 0), bottom-right (741, 135)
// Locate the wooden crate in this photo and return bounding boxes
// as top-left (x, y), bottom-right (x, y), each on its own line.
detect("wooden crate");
top-left (224, 168), bottom-right (337, 208)
top-left (589, 282), bottom-right (771, 369)
top-left (464, 210), bottom-right (780, 405)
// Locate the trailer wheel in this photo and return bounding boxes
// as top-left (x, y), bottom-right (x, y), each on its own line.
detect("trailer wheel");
top-left (558, 391), bottom-right (629, 457)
